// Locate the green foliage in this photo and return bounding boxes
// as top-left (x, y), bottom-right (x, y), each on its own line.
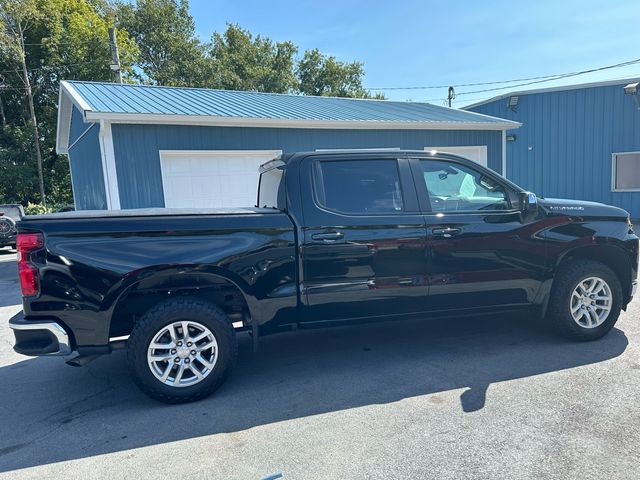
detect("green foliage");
top-left (24, 201), bottom-right (50, 215)
top-left (0, 124), bottom-right (40, 204)
top-left (208, 24), bottom-right (298, 93)
top-left (0, 0), bottom-right (381, 208)
top-left (297, 48), bottom-right (384, 99)
top-left (117, 0), bottom-right (206, 86)
top-left (0, 0), bottom-right (139, 206)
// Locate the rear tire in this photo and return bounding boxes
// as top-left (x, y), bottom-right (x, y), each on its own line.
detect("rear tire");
top-left (547, 260), bottom-right (622, 341)
top-left (127, 296), bottom-right (237, 404)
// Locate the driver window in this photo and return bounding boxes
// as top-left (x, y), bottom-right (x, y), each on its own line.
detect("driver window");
top-left (419, 160), bottom-right (509, 212)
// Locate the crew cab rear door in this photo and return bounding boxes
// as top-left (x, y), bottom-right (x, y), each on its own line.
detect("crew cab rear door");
top-left (409, 156), bottom-right (547, 313)
top-left (298, 154), bottom-right (429, 325)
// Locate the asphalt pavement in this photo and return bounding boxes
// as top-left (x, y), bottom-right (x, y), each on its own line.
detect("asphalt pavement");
top-left (0, 246), bottom-right (638, 479)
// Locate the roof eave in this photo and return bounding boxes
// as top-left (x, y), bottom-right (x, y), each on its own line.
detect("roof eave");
top-left (463, 76), bottom-right (640, 110)
top-left (56, 81), bottom-right (94, 154)
top-left (84, 111), bottom-right (521, 131)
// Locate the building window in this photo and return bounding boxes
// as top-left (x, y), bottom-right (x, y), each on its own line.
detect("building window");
top-left (612, 152), bottom-right (640, 191)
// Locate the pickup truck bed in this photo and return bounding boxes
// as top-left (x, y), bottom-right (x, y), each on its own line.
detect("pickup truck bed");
top-left (16, 207), bottom-right (297, 349)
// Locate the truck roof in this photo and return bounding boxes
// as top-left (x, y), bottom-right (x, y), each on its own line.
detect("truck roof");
top-left (281, 148), bottom-right (442, 161)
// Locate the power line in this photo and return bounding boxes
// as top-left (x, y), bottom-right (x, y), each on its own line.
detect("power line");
top-left (368, 58), bottom-right (640, 92)
top-left (0, 62), bottom-right (100, 75)
top-left (371, 73), bottom-right (568, 91)
top-left (456, 58), bottom-right (640, 96)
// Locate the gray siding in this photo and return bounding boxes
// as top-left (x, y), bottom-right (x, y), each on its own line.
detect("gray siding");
top-left (68, 107), bottom-right (107, 210)
top-left (111, 124), bottom-right (502, 209)
top-left (468, 83), bottom-right (640, 218)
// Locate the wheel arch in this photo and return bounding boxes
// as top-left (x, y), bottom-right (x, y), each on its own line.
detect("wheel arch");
top-left (553, 243), bottom-right (633, 306)
top-left (108, 268), bottom-right (252, 339)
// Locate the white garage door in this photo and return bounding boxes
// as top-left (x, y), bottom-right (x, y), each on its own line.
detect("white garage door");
top-left (424, 146), bottom-right (488, 167)
top-left (160, 150), bottom-right (282, 208)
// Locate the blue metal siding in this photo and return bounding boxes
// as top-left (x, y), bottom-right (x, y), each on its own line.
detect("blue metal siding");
top-left (468, 83), bottom-right (640, 217)
top-left (68, 107), bottom-right (107, 210)
top-left (69, 105), bottom-right (94, 146)
top-left (111, 124), bottom-right (502, 209)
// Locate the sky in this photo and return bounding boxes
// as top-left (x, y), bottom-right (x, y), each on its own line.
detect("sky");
top-left (188, 0), bottom-right (640, 107)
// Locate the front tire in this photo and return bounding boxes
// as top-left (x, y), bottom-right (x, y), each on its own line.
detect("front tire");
top-left (127, 296), bottom-right (237, 404)
top-left (547, 260), bottom-right (622, 341)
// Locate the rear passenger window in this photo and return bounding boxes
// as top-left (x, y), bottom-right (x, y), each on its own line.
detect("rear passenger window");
top-left (314, 159), bottom-right (404, 214)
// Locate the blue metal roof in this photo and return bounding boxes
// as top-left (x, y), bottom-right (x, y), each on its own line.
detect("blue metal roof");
top-left (62, 81), bottom-right (518, 127)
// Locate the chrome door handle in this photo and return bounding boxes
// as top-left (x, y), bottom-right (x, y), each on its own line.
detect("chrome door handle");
top-left (431, 227), bottom-right (461, 238)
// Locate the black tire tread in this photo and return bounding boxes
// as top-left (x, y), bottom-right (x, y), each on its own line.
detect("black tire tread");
top-left (127, 296), bottom-right (237, 404)
top-left (547, 260), bottom-right (622, 341)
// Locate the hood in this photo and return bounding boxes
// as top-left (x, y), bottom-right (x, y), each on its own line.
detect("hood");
top-left (539, 198), bottom-right (629, 220)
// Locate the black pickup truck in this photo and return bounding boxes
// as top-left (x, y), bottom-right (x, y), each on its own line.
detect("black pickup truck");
top-left (9, 150), bottom-right (639, 403)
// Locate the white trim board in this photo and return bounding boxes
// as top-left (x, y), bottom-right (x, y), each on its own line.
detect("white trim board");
top-left (158, 149), bottom-right (282, 158)
top-left (502, 130), bottom-right (507, 177)
top-left (56, 81), bottom-right (95, 154)
top-left (98, 121), bottom-right (121, 209)
top-left (84, 112), bottom-right (520, 131)
top-left (611, 151), bottom-right (640, 192)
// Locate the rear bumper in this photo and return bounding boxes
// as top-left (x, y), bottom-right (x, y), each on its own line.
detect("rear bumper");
top-left (0, 237), bottom-right (16, 247)
top-left (9, 311), bottom-right (72, 356)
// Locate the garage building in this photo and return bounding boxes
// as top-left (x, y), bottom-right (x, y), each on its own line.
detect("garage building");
top-left (56, 81), bottom-right (519, 210)
top-left (466, 77), bottom-right (640, 218)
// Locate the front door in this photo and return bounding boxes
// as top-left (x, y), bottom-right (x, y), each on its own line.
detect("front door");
top-left (299, 155), bottom-right (429, 325)
top-left (411, 157), bottom-right (548, 313)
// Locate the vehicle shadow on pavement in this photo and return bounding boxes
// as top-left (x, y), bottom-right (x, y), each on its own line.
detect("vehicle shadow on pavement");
top-left (0, 314), bottom-right (628, 473)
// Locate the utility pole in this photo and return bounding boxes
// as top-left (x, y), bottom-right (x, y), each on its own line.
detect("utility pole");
top-left (447, 86), bottom-right (456, 108)
top-left (17, 22), bottom-right (46, 205)
top-left (108, 22), bottom-right (122, 83)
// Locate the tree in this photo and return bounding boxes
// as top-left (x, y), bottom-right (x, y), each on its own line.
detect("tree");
top-left (117, 0), bottom-right (207, 87)
top-left (296, 48), bottom-right (384, 99)
top-left (1, 0), bottom-right (46, 203)
top-left (0, 0), bottom-right (138, 206)
top-left (208, 24), bottom-right (298, 93)
top-left (0, 0), bottom-right (382, 208)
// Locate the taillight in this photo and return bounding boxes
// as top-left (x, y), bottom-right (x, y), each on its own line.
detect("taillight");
top-left (17, 233), bottom-right (44, 297)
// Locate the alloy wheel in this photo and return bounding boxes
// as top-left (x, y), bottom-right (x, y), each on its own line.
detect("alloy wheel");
top-left (147, 320), bottom-right (218, 387)
top-left (569, 276), bottom-right (613, 329)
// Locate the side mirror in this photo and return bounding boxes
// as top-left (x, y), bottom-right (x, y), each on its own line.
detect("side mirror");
top-left (520, 191), bottom-right (538, 213)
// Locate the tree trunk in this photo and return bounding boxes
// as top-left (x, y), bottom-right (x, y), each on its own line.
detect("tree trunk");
top-left (17, 21), bottom-right (46, 205)
top-left (0, 94), bottom-right (5, 126)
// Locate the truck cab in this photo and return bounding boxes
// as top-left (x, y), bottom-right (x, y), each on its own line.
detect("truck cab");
top-left (265, 150), bottom-right (637, 326)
